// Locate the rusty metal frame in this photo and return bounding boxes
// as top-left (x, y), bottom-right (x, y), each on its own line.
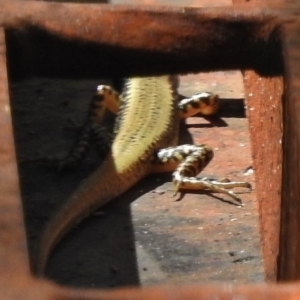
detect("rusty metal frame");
top-left (0, 0), bottom-right (300, 298)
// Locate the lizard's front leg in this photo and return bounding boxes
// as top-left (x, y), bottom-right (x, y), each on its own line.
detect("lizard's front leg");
top-left (152, 144), bottom-right (251, 203)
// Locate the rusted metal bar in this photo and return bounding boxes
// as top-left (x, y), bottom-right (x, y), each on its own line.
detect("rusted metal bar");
top-left (278, 21), bottom-right (300, 281)
top-left (243, 72), bottom-right (283, 281)
top-left (231, 0), bottom-right (284, 282)
top-left (2, 0), bottom-right (282, 283)
top-left (0, 28), bottom-right (29, 278)
top-left (2, 0), bottom-right (284, 281)
top-left (2, 0), bottom-right (281, 78)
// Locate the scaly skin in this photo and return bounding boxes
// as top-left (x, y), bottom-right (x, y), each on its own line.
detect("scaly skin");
top-left (35, 76), bottom-right (179, 275)
top-left (35, 75), bottom-right (250, 275)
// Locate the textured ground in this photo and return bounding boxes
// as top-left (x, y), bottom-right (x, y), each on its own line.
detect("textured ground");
top-left (10, 71), bottom-right (264, 288)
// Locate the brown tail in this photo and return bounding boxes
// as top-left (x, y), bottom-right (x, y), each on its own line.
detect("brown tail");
top-left (34, 157), bottom-right (145, 276)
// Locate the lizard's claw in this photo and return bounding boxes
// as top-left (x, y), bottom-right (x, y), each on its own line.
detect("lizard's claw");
top-left (173, 182), bottom-right (181, 197)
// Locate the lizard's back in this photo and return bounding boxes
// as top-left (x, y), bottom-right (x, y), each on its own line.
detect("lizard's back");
top-left (35, 75), bottom-right (179, 274)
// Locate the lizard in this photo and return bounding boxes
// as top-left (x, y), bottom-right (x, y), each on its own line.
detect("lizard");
top-left (34, 75), bottom-right (251, 275)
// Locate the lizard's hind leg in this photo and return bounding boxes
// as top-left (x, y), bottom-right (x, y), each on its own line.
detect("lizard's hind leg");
top-left (178, 92), bottom-right (219, 119)
top-left (58, 84), bottom-right (121, 170)
top-left (152, 144), bottom-right (251, 203)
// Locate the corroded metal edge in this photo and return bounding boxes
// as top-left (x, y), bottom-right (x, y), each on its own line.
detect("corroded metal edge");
top-left (278, 21), bottom-right (300, 281)
top-left (0, 28), bottom-right (29, 277)
top-left (1, 0), bottom-right (281, 76)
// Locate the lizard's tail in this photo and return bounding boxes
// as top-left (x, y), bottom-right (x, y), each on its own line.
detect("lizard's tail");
top-left (33, 157), bottom-right (144, 276)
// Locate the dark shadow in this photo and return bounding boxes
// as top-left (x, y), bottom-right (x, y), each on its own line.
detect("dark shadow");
top-left (174, 190), bottom-right (244, 207)
top-left (186, 116), bottom-right (228, 129)
top-left (5, 25), bottom-right (283, 81)
top-left (9, 75), bottom-right (208, 288)
top-left (218, 98), bottom-right (246, 118)
top-left (9, 75), bottom-right (142, 287)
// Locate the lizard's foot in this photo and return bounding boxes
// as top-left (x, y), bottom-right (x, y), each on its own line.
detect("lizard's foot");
top-left (152, 143), bottom-right (251, 203)
top-left (173, 176), bottom-right (251, 203)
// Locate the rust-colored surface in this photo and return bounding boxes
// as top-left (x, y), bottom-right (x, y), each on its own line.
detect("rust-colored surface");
top-left (233, 0), bottom-right (283, 281)
top-left (1, 0), bottom-right (282, 79)
top-left (243, 72), bottom-right (283, 281)
top-left (279, 20), bottom-right (300, 281)
top-left (113, 0), bottom-right (231, 5)
top-left (1, 0), bottom-right (300, 299)
top-left (0, 28), bottom-right (29, 281)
